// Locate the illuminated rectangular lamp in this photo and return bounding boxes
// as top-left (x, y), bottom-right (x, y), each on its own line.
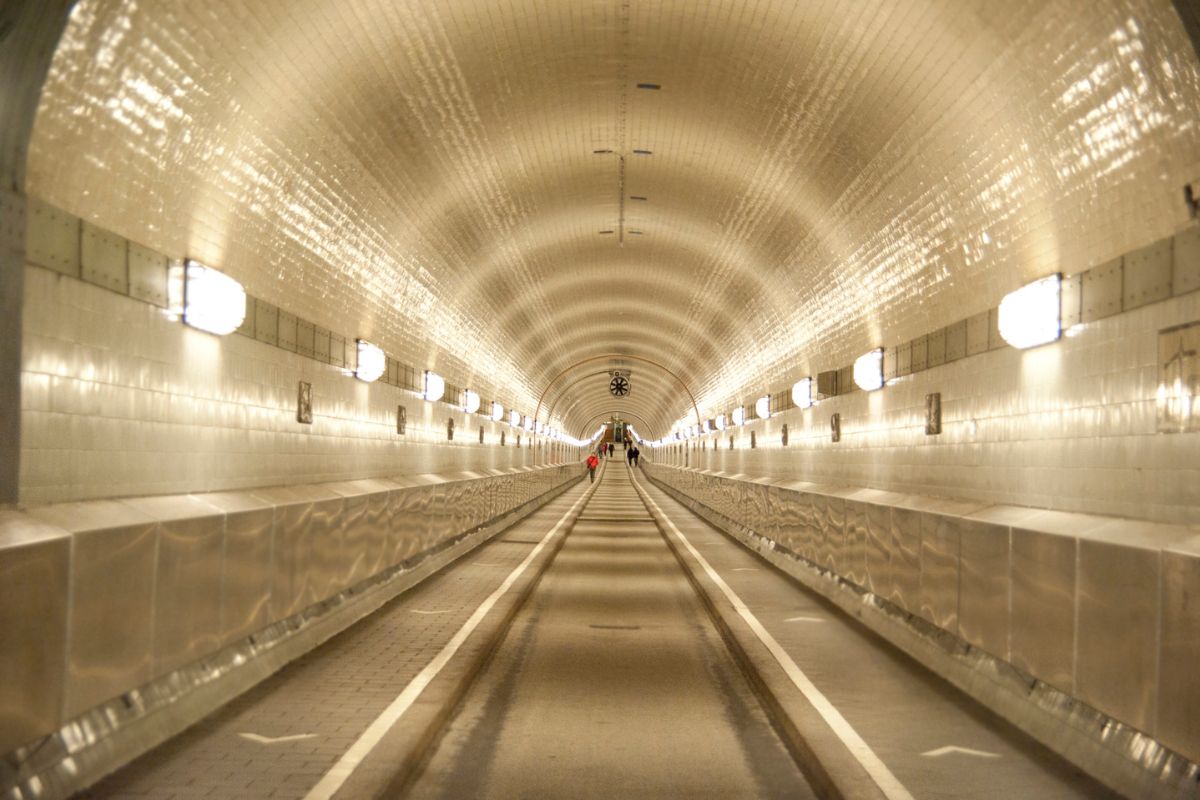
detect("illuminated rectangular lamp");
top-left (999, 274), bottom-right (1061, 349)
top-left (424, 370), bottom-right (445, 402)
top-left (854, 348), bottom-right (885, 392)
top-left (491, 402), bottom-right (504, 421)
top-left (169, 260), bottom-right (247, 335)
top-left (509, 409), bottom-right (521, 427)
top-left (523, 415), bottom-right (534, 430)
top-left (792, 377), bottom-right (814, 409)
top-left (354, 339), bottom-right (386, 382)
top-left (731, 406), bottom-right (745, 426)
top-left (715, 414), bottom-right (727, 431)
top-left (754, 395), bottom-right (771, 420)
top-left (462, 389), bottom-right (481, 414)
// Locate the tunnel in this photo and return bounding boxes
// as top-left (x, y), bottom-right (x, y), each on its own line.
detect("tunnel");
top-left (2, 1), bottom-right (1200, 798)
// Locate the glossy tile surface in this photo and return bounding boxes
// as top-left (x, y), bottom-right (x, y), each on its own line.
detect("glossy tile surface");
top-left (23, 0), bottom-right (1200, 442)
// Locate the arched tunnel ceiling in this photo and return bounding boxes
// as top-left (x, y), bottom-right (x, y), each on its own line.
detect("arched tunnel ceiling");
top-left (26, 0), bottom-right (1200, 437)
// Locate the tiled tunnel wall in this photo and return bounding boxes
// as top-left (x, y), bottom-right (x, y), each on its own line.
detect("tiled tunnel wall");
top-left (656, 285), bottom-right (1200, 526)
top-left (18, 211), bottom-right (579, 506)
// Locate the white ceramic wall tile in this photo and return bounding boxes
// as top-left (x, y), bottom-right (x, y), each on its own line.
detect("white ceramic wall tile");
top-left (660, 291), bottom-right (1200, 525)
top-left (20, 269), bottom-right (579, 505)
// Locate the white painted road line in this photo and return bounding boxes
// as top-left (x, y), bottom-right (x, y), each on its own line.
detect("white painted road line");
top-left (304, 482), bottom-right (596, 800)
top-left (239, 732), bottom-right (317, 745)
top-left (784, 616), bottom-right (825, 623)
top-left (631, 474), bottom-right (915, 800)
top-left (922, 745), bottom-right (1000, 759)
top-left (410, 610), bottom-right (451, 615)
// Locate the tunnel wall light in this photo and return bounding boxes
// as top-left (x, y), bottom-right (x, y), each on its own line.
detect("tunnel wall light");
top-left (169, 260), bottom-right (246, 335)
top-left (354, 340), bottom-right (386, 383)
top-left (715, 414), bottom-right (727, 431)
top-left (423, 371), bottom-right (445, 402)
top-left (755, 396), bottom-right (771, 420)
top-left (462, 389), bottom-right (481, 414)
top-left (854, 349), bottom-right (885, 392)
top-left (999, 274), bottom-right (1062, 349)
top-left (732, 406), bottom-right (745, 426)
top-left (509, 409), bottom-right (521, 427)
top-left (491, 402), bottom-right (504, 421)
top-left (792, 377), bottom-right (814, 409)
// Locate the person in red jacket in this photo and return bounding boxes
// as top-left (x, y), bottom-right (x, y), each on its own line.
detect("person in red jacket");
top-left (586, 452), bottom-right (599, 482)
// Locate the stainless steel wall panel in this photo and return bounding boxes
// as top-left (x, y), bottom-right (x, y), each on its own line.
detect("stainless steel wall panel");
top-left (842, 499), bottom-right (870, 587)
top-left (818, 494), bottom-right (846, 572)
top-left (122, 495), bottom-right (225, 678)
top-left (794, 493), bottom-right (820, 562)
top-left (918, 513), bottom-right (959, 632)
top-left (305, 490), bottom-right (345, 604)
top-left (401, 483), bottom-right (439, 563)
top-left (1075, 538), bottom-right (1159, 732)
top-left (327, 480), bottom-right (393, 590)
top-left (252, 487), bottom-right (314, 621)
top-left (199, 492), bottom-right (274, 647)
top-left (30, 501), bottom-right (158, 718)
top-left (765, 485), bottom-right (792, 552)
top-left (1159, 546), bottom-right (1200, 761)
top-left (1009, 526), bottom-right (1076, 692)
top-left (748, 482), bottom-right (770, 538)
top-left (864, 502), bottom-right (892, 597)
top-left (362, 481), bottom-right (397, 580)
top-left (956, 518), bottom-right (1010, 660)
top-left (889, 506), bottom-right (922, 612)
top-left (0, 512), bottom-right (70, 754)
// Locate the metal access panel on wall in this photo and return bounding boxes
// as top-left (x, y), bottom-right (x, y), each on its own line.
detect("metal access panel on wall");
top-left (1174, 226), bottom-right (1200, 296)
top-left (1158, 321), bottom-right (1200, 433)
top-left (26, 197), bottom-right (80, 277)
top-left (1083, 257), bottom-right (1123, 322)
top-left (128, 242), bottom-right (168, 307)
top-left (81, 221), bottom-right (128, 294)
top-left (1124, 236), bottom-right (1173, 311)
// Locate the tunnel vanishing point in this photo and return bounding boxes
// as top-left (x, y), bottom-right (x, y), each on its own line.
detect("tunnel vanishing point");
top-left (2, 2), bottom-right (1200, 798)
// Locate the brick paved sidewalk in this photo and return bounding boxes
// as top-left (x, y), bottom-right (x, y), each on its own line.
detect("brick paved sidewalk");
top-left (81, 482), bottom-right (590, 800)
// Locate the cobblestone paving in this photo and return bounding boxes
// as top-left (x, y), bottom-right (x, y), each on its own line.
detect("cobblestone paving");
top-left (81, 484), bottom-right (587, 799)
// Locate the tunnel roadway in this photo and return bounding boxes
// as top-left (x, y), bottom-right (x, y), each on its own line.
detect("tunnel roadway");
top-left (82, 458), bottom-right (1119, 799)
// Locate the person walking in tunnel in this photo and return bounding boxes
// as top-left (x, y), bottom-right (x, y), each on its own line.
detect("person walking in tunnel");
top-left (586, 451), bottom-right (599, 482)
top-left (627, 444), bottom-right (635, 466)
top-left (630, 445), bottom-right (640, 468)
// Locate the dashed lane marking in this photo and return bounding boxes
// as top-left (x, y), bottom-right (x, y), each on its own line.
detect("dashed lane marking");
top-left (630, 474), bottom-right (915, 800)
top-left (239, 733), bottom-right (317, 745)
top-left (922, 746), bottom-right (1000, 759)
top-left (784, 616), bottom-right (825, 623)
top-left (304, 481), bottom-right (597, 800)
top-left (411, 610), bottom-right (451, 615)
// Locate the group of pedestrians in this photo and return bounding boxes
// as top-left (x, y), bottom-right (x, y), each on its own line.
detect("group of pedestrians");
top-left (585, 439), bottom-right (641, 482)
